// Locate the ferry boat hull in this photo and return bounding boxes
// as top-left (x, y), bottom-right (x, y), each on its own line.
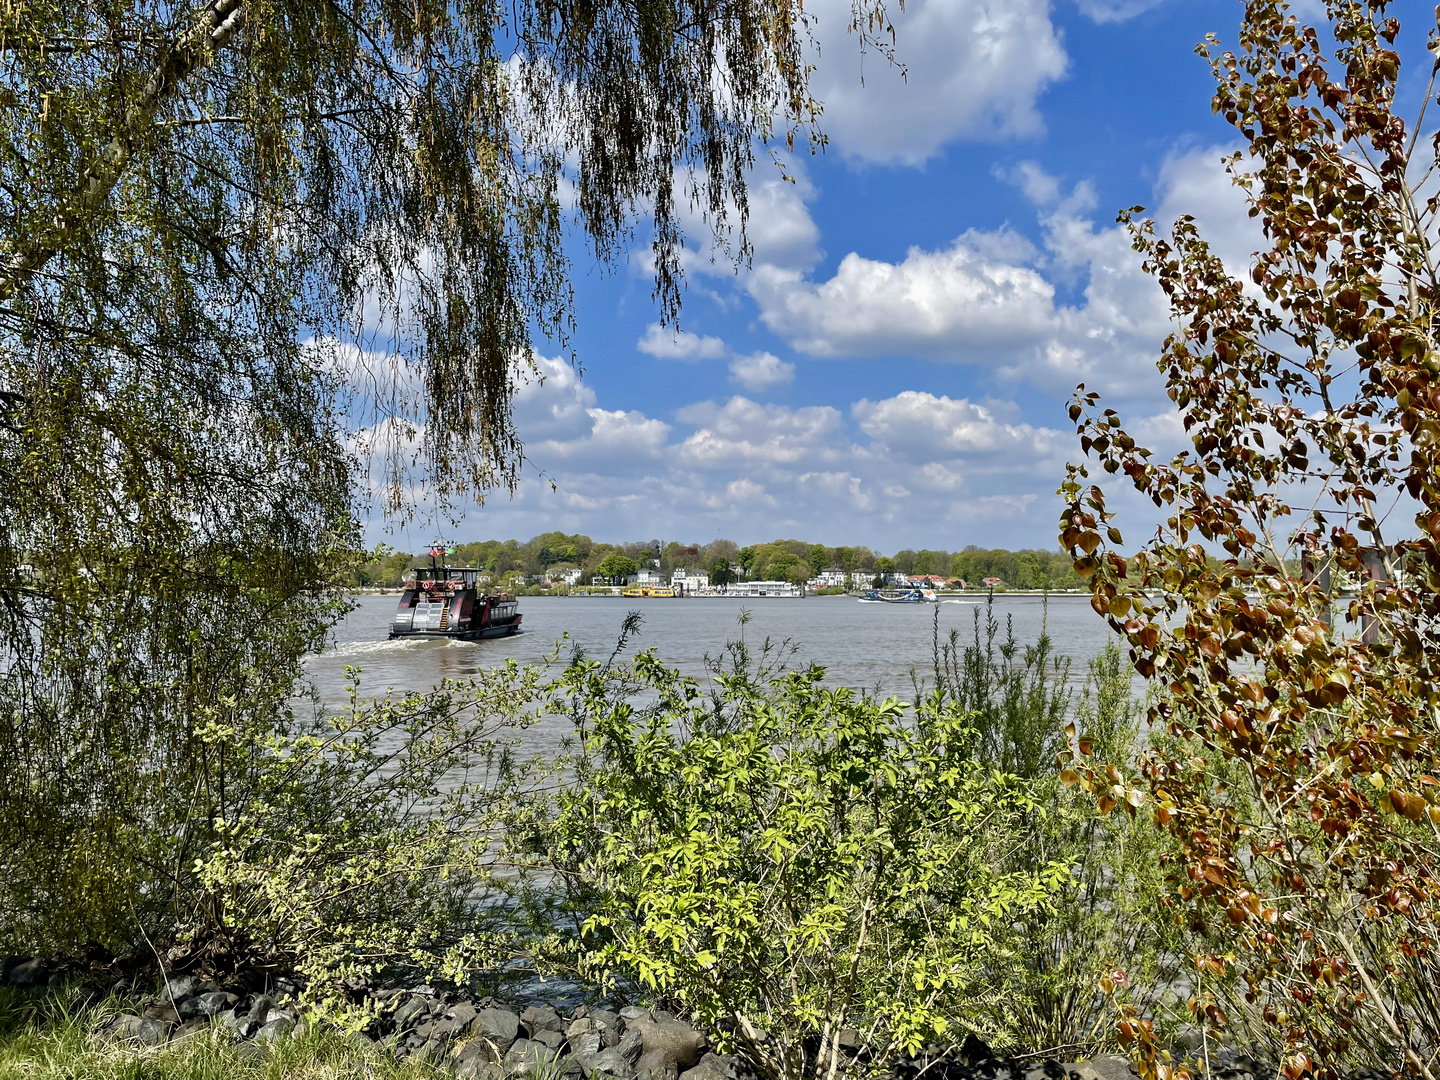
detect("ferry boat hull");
top-left (389, 617), bottom-right (524, 642)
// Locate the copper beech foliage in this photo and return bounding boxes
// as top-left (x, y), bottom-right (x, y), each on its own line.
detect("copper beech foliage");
top-left (1061, 2), bottom-right (1440, 1077)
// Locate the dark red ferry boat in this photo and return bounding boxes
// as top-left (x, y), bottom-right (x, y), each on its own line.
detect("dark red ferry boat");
top-left (388, 545), bottom-right (523, 641)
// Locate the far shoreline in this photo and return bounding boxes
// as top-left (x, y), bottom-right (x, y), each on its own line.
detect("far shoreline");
top-left (344, 588), bottom-right (1089, 599)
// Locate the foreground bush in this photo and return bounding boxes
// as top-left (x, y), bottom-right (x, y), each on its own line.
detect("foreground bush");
top-left (189, 660), bottom-right (553, 1019)
top-left (542, 639), bottom-right (1070, 1080)
top-left (1, 598), bottom-right (1177, 1076)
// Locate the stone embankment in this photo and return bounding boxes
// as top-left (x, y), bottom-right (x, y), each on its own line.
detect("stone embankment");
top-left (0, 955), bottom-right (1275, 1080)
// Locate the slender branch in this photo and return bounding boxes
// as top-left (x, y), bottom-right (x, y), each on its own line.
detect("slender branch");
top-left (0, 0), bottom-right (247, 304)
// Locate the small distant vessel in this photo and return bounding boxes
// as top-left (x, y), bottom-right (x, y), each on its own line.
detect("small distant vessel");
top-left (859, 588), bottom-right (938, 604)
top-left (389, 545), bottom-right (523, 640)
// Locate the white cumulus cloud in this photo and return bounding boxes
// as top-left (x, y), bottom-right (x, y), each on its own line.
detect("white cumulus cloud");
top-left (637, 322), bottom-right (729, 361)
top-left (728, 147), bottom-right (1256, 405)
top-left (678, 397), bottom-right (844, 466)
top-left (751, 229), bottom-right (1054, 358)
top-left (635, 309), bottom-right (801, 397)
top-left (514, 353), bottom-right (671, 466)
top-left (383, 370), bottom-right (1072, 548)
top-left (806, 0), bottom-right (1068, 165)
top-left (377, 148), bottom-right (1264, 548)
top-left (853, 391), bottom-right (1061, 461)
top-left (729, 351), bottom-right (796, 391)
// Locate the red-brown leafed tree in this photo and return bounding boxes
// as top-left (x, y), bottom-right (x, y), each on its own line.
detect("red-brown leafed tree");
top-left (1062, 2), bottom-right (1440, 1077)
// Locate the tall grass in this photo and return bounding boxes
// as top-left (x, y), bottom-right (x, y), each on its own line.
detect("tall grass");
top-left (0, 987), bottom-right (428, 1080)
top-left (925, 594), bottom-right (1072, 777)
top-left (920, 596), bottom-right (1186, 1057)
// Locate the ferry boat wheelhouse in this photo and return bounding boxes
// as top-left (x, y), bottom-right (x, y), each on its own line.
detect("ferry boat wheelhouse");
top-left (389, 546), bottom-right (523, 640)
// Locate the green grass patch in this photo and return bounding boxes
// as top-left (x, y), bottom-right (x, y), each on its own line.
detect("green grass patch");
top-left (0, 988), bottom-right (429, 1080)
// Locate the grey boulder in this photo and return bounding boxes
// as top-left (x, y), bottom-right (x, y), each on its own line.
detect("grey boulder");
top-left (533, 1029), bottom-right (566, 1051)
top-left (571, 1032), bottom-right (604, 1057)
top-left (5, 958), bottom-right (43, 987)
top-left (214, 1010), bottom-right (256, 1039)
top-left (588, 1009), bottom-right (621, 1034)
top-left (522, 1004), bottom-right (564, 1034)
top-left (473, 1007), bottom-right (522, 1055)
top-left (615, 1028), bottom-right (645, 1066)
top-left (585, 1032), bottom-right (644, 1080)
top-left (679, 1052), bottom-right (737, 1080)
top-left (587, 1049), bottom-right (637, 1080)
top-left (1069, 1057), bottom-right (1135, 1080)
top-left (505, 1038), bottom-right (562, 1077)
top-left (626, 1016), bottom-right (706, 1069)
top-left (180, 991), bottom-right (238, 1019)
top-left (244, 995), bottom-right (275, 1024)
top-left (393, 995), bottom-right (430, 1030)
top-left (113, 1014), bottom-right (169, 1046)
top-left (458, 1058), bottom-right (505, 1080)
top-left (455, 1037), bottom-right (499, 1066)
top-left (636, 1047), bottom-right (680, 1080)
top-left (255, 1016), bottom-right (294, 1043)
top-left (161, 975), bottom-right (198, 1003)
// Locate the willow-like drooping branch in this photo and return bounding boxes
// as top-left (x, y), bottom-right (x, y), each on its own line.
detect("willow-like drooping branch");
top-left (0, 0), bottom-right (245, 306)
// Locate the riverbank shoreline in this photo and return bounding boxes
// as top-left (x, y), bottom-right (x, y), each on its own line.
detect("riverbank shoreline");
top-left (4, 953), bottom-right (1395, 1080)
top-left (0, 955), bottom-right (1165, 1080)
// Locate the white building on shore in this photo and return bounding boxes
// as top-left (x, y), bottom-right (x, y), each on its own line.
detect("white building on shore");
top-left (849, 570), bottom-right (909, 589)
top-left (672, 567), bottom-right (709, 593)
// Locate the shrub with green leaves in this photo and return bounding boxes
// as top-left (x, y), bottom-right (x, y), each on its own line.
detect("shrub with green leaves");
top-left (186, 659), bottom-right (553, 1021)
top-left (543, 642), bottom-right (1069, 1080)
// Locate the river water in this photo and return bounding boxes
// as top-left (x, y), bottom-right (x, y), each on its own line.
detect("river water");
top-left (302, 593), bottom-right (1120, 712)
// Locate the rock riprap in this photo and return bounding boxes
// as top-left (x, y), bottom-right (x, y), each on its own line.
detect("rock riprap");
top-left (0, 953), bottom-right (1185, 1080)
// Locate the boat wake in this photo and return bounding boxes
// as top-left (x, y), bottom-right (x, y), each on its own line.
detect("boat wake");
top-left (315, 637), bottom-right (428, 660)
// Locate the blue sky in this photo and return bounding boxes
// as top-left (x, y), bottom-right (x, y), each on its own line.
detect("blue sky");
top-left (372, 0), bottom-right (1425, 553)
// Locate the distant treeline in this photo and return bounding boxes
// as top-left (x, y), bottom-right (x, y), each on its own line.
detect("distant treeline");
top-left (352, 534), bottom-right (1083, 590)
